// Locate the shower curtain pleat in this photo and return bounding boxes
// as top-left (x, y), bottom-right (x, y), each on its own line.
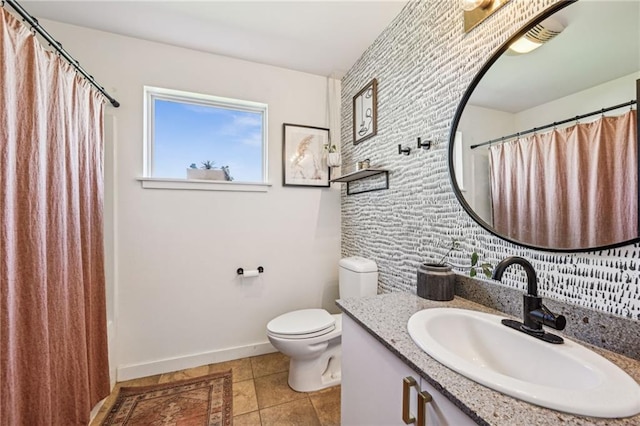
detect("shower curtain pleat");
top-left (489, 109), bottom-right (637, 249)
top-left (0, 7), bottom-right (110, 425)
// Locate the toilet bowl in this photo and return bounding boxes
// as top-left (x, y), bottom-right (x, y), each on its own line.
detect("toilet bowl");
top-left (266, 256), bottom-right (378, 392)
top-left (267, 309), bottom-right (342, 392)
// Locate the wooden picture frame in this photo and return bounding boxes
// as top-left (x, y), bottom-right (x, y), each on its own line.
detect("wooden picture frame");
top-left (282, 123), bottom-right (330, 187)
top-left (353, 78), bottom-right (377, 144)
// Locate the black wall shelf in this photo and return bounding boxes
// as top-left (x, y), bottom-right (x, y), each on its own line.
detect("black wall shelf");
top-left (330, 168), bottom-right (389, 195)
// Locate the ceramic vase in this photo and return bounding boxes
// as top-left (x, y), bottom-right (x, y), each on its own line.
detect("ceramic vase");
top-left (417, 263), bottom-right (455, 301)
top-left (327, 152), bottom-right (341, 168)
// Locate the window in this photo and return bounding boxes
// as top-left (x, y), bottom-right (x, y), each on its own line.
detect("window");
top-left (143, 86), bottom-right (268, 187)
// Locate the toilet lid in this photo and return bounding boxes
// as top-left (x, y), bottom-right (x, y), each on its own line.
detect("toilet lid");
top-left (267, 309), bottom-right (335, 336)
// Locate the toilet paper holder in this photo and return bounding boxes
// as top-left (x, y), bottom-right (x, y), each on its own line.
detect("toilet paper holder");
top-left (237, 266), bottom-right (264, 275)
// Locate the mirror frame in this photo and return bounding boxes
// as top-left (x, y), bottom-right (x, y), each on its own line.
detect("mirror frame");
top-left (448, 0), bottom-right (640, 253)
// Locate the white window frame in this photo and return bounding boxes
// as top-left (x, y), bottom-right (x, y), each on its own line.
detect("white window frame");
top-left (139, 86), bottom-right (270, 192)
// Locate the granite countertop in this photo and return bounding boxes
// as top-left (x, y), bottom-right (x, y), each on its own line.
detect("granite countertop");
top-left (337, 292), bottom-right (640, 426)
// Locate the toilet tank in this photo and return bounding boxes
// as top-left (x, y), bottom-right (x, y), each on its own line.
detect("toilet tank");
top-left (339, 257), bottom-right (378, 299)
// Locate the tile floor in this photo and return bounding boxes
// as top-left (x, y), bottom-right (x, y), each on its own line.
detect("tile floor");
top-left (91, 352), bottom-right (341, 426)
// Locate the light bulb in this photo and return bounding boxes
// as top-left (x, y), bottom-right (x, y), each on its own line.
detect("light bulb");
top-left (508, 20), bottom-right (564, 54)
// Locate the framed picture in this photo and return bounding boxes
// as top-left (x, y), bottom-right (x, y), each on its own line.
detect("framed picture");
top-left (353, 78), bottom-right (377, 144)
top-left (282, 123), bottom-right (330, 187)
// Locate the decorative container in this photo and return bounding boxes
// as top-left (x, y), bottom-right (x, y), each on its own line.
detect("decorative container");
top-left (327, 152), bottom-right (341, 168)
top-left (417, 263), bottom-right (455, 301)
top-left (356, 159), bottom-right (370, 170)
top-left (186, 168), bottom-right (226, 180)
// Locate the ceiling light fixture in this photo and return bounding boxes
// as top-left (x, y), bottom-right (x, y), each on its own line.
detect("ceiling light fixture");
top-left (508, 19), bottom-right (565, 54)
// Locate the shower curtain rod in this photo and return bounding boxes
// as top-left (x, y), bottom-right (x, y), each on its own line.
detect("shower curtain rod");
top-left (2, 0), bottom-right (120, 107)
top-left (470, 99), bottom-right (636, 150)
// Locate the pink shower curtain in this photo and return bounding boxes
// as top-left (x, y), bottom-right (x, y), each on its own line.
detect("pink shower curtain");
top-left (0, 7), bottom-right (109, 425)
top-left (489, 110), bottom-right (638, 249)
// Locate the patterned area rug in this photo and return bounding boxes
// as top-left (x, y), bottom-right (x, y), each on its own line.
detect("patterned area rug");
top-left (101, 371), bottom-right (233, 426)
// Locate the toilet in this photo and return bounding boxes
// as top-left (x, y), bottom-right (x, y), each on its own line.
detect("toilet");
top-left (266, 256), bottom-right (378, 392)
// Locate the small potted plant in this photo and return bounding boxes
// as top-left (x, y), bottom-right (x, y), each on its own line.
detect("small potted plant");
top-left (324, 144), bottom-right (341, 167)
top-left (186, 161), bottom-right (232, 181)
top-left (417, 238), bottom-right (492, 301)
top-left (221, 165), bottom-right (233, 181)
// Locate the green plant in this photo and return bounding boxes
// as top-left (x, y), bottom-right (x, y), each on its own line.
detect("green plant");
top-left (221, 165), bottom-right (233, 181)
top-left (433, 238), bottom-right (492, 277)
top-left (324, 144), bottom-right (337, 153)
top-left (436, 238), bottom-right (460, 265)
top-left (469, 251), bottom-right (492, 278)
top-left (201, 160), bottom-right (216, 169)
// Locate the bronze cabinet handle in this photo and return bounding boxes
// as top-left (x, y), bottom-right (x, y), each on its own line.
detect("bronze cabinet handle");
top-left (417, 390), bottom-right (433, 426)
top-left (402, 376), bottom-right (419, 424)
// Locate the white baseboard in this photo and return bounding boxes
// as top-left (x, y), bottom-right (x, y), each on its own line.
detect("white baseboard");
top-left (89, 398), bottom-right (105, 425)
top-left (116, 341), bottom-right (277, 381)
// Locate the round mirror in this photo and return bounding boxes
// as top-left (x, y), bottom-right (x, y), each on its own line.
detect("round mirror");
top-left (449, 0), bottom-right (640, 252)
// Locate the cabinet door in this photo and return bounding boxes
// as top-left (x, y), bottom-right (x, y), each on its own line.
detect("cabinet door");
top-left (342, 314), bottom-right (418, 425)
top-left (341, 314), bottom-right (477, 426)
top-left (418, 376), bottom-right (477, 426)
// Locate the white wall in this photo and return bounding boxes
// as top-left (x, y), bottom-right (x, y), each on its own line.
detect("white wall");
top-left (457, 105), bottom-right (515, 225)
top-left (41, 19), bottom-right (342, 381)
top-left (516, 71), bottom-right (640, 129)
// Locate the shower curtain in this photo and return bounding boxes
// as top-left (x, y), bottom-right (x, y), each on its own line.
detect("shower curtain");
top-left (0, 7), bottom-right (109, 425)
top-left (489, 109), bottom-right (637, 249)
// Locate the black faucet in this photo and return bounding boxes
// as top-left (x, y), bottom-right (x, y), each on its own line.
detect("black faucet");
top-left (492, 256), bottom-right (566, 344)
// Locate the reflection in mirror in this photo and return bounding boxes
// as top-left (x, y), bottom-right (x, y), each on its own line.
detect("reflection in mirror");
top-left (450, 0), bottom-right (640, 252)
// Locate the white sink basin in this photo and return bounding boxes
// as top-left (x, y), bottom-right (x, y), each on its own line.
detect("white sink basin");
top-left (407, 308), bottom-right (640, 418)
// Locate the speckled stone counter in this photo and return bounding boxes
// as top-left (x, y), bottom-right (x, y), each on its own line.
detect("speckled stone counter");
top-left (337, 293), bottom-right (640, 426)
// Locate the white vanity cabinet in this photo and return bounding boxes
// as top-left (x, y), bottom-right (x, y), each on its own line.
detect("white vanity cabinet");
top-left (341, 314), bottom-right (476, 426)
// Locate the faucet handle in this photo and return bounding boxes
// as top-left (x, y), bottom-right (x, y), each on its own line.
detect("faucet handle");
top-left (530, 304), bottom-right (566, 331)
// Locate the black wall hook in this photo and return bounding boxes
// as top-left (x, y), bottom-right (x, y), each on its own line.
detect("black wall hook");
top-left (398, 144), bottom-right (411, 155)
top-left (417, 137), bottom-right (432, 150)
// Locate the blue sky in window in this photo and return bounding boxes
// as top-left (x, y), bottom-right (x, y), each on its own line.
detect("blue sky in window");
top-left (153, 99), bottom-right (263, 181)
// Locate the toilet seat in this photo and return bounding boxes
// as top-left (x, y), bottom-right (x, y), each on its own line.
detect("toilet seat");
top-left (267, 309), bottom-right (335, 339)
